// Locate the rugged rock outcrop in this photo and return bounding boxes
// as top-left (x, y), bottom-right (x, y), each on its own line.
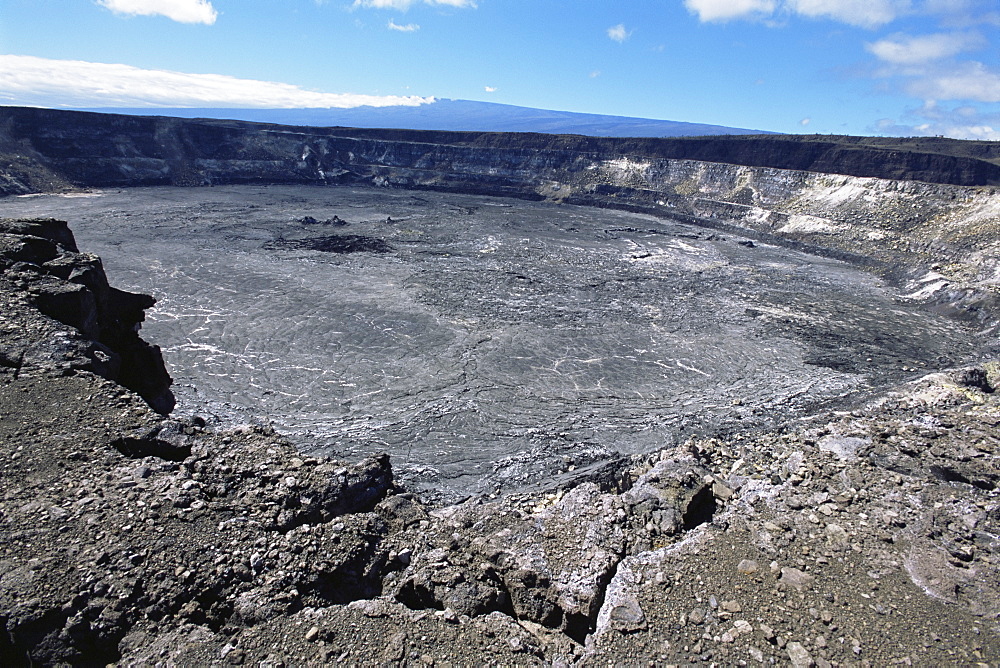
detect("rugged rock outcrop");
top-left (0, 218), bottom-right (174, 413)
top-left (0, 217), bottom-right (996, 664)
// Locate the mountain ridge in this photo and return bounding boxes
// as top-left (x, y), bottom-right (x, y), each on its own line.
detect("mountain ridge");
top-left (79, 98), bottom-right (771, 137)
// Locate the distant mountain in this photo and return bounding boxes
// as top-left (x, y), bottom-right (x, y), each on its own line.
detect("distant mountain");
top-left (81, 99), bottom-right (770, 137)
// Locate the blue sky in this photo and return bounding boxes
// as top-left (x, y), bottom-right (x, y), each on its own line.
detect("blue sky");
top-left (0, 0), bottom-right (998, 137)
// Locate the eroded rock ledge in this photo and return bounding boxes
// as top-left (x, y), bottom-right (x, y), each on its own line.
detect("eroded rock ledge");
top-left (1, 219), bottom-right (999, 666)
top-left (0, 218), bottom-right (173, 414)
top-left (0, 218), bottom-right (173, 413)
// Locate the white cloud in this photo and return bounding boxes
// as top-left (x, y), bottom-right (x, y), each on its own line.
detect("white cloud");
top-left (921, 0), bottom-right (1000, 27)
top-left (388, 19), bottom-right (419, 31)
top-left (866, 31), bottom-right (981, 63)
top-left (684, 0), bottom-right (777, 22)
top-left (800, 117), bottom-right (811, 125)
top-left (905, 61), bottom-right (1000, 102)
top-left (875, 114), bottom-right (1000, 139)
top-left (952, 124), bottom-right (1000, 139)
top-left (686, 0), bottom-right (907, 25)
top-left (0, 55), bottom-right (435, 109)
top-left (484, 86), bottom-right (497, 92)
top-left (686, 0), bottom-right (996, 26)
top-left (607, 24), bottom-right (632, 42)
top-left (353, 0), bottom-right (476, 10)
top-left (785, 0), bottom-right (909, 28)
top-left (97, 0), bottom-right (218, 25)
top-left (875, 97), bottom-right (1000, 139)
top-left (590, 70), bottom-right (602, 78)
top-left (865, 32), bottom-right (999, 128)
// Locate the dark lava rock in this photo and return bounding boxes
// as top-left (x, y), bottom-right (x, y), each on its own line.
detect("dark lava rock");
top-left (0, 217), bottom-right (174, 413)
top-left (269, 234), bottom-right (391, 254)
top-left (950, 366), bottom-right (993, 392)
top-left (300, 215), bottom-right (348, 226)
top-left (3, 106), bottom-right (1000, 189)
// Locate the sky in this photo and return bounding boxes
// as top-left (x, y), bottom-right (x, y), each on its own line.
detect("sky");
top-left (0, 0), bottom-right (998, 138)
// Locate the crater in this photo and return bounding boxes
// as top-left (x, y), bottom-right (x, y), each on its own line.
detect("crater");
top-left (0, 185), bottom-right (983, 503)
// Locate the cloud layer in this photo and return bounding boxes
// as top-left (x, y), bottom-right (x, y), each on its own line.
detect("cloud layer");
top-left (864, 28), bottom-right (999, 136)
top-left (904, 61), bottom-right (1000, 103)
top-left (683, 0), bottom-right (777, 23)
top-left (0, 55), bottom-right (434, 109)
top-left (97, 0), bottom-right (218, 25)
top-left (784, 0), bottom-right (907, 28)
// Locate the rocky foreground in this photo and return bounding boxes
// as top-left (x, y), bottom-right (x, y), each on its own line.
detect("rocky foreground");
top-left (1, 219), bottom-right (999, 667)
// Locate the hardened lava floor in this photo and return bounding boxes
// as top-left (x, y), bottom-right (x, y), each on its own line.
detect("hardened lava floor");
top-left (2, 185), bottom-right (980, 501)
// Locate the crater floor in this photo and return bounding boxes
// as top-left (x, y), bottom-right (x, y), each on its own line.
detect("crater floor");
top-left (1, 185), bottom-right (981, 500)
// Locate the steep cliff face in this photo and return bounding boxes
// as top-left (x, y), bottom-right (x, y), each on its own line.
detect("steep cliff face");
top-left (563, 158), bottom-right (1000, 293)
top-left (1, 106), bottom-right (998, 329)
top-left (0, 217), bottom-right (174, 413)
top-left (3, 106), bottom-right (1000, 192)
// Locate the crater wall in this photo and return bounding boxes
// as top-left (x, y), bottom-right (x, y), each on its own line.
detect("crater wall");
top-left (1, 106), bottom-right (998, 327)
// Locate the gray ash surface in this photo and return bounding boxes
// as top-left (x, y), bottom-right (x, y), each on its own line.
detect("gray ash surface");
top-left (0, 185), bottom-right (983, 502)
